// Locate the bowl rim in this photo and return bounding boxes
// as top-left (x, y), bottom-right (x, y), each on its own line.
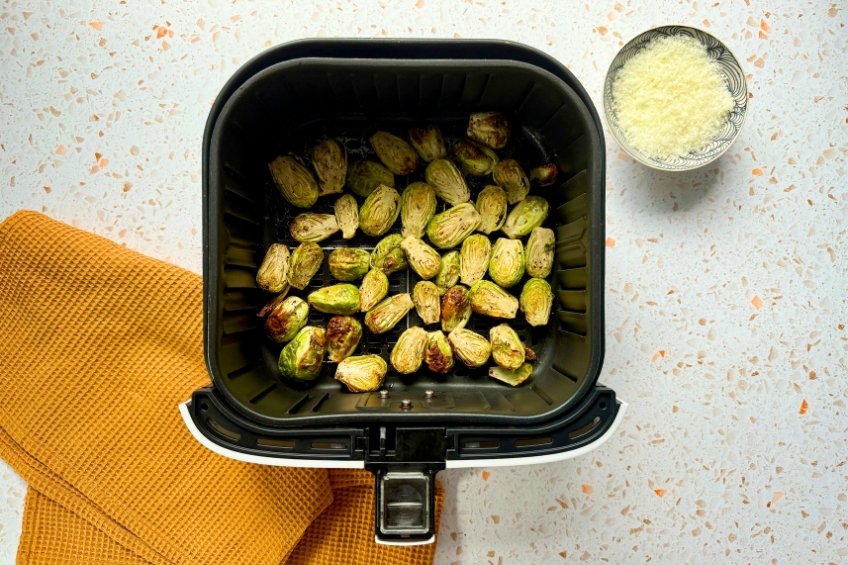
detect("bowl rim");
top-left (602, 24), bottom-right (749, 171)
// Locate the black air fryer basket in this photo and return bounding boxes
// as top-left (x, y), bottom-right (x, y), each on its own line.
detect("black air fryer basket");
top-left (183, 39), bottom-right (625, 545)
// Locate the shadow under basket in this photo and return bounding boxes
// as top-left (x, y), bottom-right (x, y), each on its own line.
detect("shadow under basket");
top-left (188, 39), bottom-right (623, 545)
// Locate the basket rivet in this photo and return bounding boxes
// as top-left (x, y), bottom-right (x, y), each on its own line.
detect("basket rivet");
top-left (400, 399), bottom-right (412, 409)
top-left (379, 390), bottom-right (390, 399)
top-left (424, 390), bottom-right (435, 399)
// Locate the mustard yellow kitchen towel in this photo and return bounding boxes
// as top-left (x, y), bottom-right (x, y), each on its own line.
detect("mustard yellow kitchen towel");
top-left (0, 211), bottom-right (440, 565)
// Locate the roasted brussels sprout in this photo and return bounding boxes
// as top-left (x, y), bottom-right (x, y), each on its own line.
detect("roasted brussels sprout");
top-left (335, 355), bottom-right (387, 392)
top-left (326, 315), bottom-right (363, 363)
top-left (440, 284), bottom-right (472, 333)
top-left (307, 284), bottom-right (361, 315)
top-left (359, 269), bottom-right (389, 312)
top-left (452, 139), bottom-right (499, 176)
top-left (347, 160), bottom-right (395, 197)
top-left (334, 194), bottom-right (359, 240)
top-left (400, 236), bottom-right (441, 280)
top-left (278, 326), bottom-right (326, 381)
top-left (268, 155), bottom-right (319, 209)
top-left (256, 243), bottom-right (290, 293)
top-left (424, 158), bottom-right (470, 205)
top-left (426, 203), bottom-right (481, 249)
top-left (264, 296), bottom-right (309, 344)
top-left (413, 281), bottom-right (441, 325)
top-left (312, 138), bottom-right (347, 196)
top-left (489, 323), bottom-right (525, 370)
top-left (467, 111), bottom-right (511, 149)
top-left (359, 184), bottom-right (401, 237)
top-left (364, 293), bottom-right (414, 334)
top-left (370, 233), bottom-right (408, 275)
top-left (501, 196), bottom-right (549, 239)
top-left (529, 163), bottom-right (558, 186)
top-left (492, 159), bottom-right (531, 204)
top-left (328, 248), bottom-right (370, 282)
top-left (257, 291), bottom-right (290, 318)
top-left (433, 250), bottom-right (460, 295)
top-left (288, 242), bottom-right (324, 290)
top-left (407, 125), bottom-right (446, 162)
top-left (475, 185), bottom-right (508, 235)
top-left (489, 363), bottom-right (533, 386)
top-left (525, 227), bottom-right (555, 278)
top-left (400, 182), bottom-right (437, 239)
top-left (459, 234), bottom-right (492, 286)
top-left (390, 326), bottom-right (428, 374)
top-left (520, 278), bottom-right (553, 327)
top-left (290, 213), bottom-right (340, 243)
top-left (470, 280), bottom-right (518, 319)
top-left (488, 238), bottom-right (525, 288)
top-left (447, 328), bottom-right (491, 368)
top-left (424, 330), bottom-right (454, 374)
top-left (369, 131), bottom-right (419, 175)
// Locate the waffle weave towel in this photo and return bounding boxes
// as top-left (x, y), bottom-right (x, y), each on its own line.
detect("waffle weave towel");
top-left (0, 211), bottom-right (441, 565)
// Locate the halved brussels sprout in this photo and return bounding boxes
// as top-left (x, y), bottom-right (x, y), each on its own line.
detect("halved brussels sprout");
top-left (370, 131), bottom-right (419, 175)
top-left (400, 182), bottom-right (437, 239)
top-left (441, 285), bottom-right (472, 333)
top-left (290, 213), bottom-right (340, 243)
top-left (347, 160), bottom-right (395, 197)
top-left (326, 315), bottom-right (363, 363)
top-left (268, 155), bottom-right (319, 209)
top-left (264, 296), bottom-right (309, 344)
top-left (501, 196), bottom-right (549, 239)
top-left (424, 330), bottom-right (454, 374)
top-left (312, 138), bottom-right (347, 196)
top-left (488, 238), bottom-right (525, 288)
top-left (256, 243), bottom-right (290, 293)
top-left (447, 328), bottom-right (492, 368)
top-left (328, 248), bottom-right (370, 282)
top-left (492, 159), bottom-right (530, 204)
top-left (520, 278), bottom-right (553, 327)
top-left (525, 227), bottom-right (555, 278)
top-left (400, 236), bottom-right (441, 280)
top-left (364, 293), bottom-right (414, 334)
top-left (407, 125), bottom-right (446, 162)
top-left (360, 184), bottom-right (401, 237)
top-left (413, 281), bottom-right (441, 325)
top-left (334, 194), bottom-right (359, 240)
top-left (359, 269), bottom-right (389, 312)
top-left (335, 355), bottom-right (387, 392)
top-left (489, 323), bottom-right (525, 370)
top-left (452, 139), bottom-right (499, 176)
top-left (470, 280), bottom-right (518, 319)
top-left (307, 284), bottom-right (361, 315)
top-left (278, 326), bottom-right (326, 381)
top-left (424, 158), bottom-right (470, 205)
top-left (370, 233), bottom-right (408, 275)
top-left (391, 326), bottom-right (428, 374)
top-left (475, 185), bottom-right (508, 235)
top-left (489, 363), bottom-right (533, 386)
top-left (459, 234), bottom-right (492, 286)
top-left (426, 203), bottom-right (481, 249)
top-left (434, 250), bottom-right (461, 295)
top-left (467, 111), bottom-right (511, 149)
top-left (529, 163), bottom-right (558, 186)
top-left (288, 242), bottom-right (324, 290)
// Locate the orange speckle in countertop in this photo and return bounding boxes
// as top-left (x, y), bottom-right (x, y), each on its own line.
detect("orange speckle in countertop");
top-left (651, 350), bottom-right (666, 362)
top-left (581, 484), bottom-right (593, 494)
top-left (88, 21), bottom-right (104, 31)
top-left (415, 0), bottom-right (425, 7)
top-left (605, 237), bottom-right (616, 248)
top-left (752, 168), bottom-right (764, 176)
top-left (799, 399), bottom-right (808, 414)
top-left (559, 551), bottom-right (568, 558)
top-left (56, 145), bottom-right (66, 155)
top-left (751, 295), bottom-right (763, 309)
top-left (43, 186), bottom-right (51, 194)
top-left (491, 515), bottom-right (500, 524)
top-left (654, 489), bottom-right (666, 497)
top-left (596, 26), bottom-right (608, 36)
top-left (482, 470), bottom-right (490, 481)
top-left (122, 182), bottom-right (132, 192)
top-left (767, 491), bottom-right (784, 507)
top-left (754, 57), bottom-right (765, 68)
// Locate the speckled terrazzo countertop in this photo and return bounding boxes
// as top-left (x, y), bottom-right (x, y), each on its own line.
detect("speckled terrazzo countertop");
top-left (1, 1), bottom-right (846, 563)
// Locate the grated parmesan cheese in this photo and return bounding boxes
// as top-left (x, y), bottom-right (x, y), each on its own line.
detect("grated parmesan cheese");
top-left (612, 34), bottom-right (734, 160)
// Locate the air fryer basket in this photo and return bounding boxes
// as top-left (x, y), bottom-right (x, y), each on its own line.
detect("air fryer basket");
top-left (206, 58), bottom-right (603, 426)
top-left (190, 41), bottom-right (620, 544)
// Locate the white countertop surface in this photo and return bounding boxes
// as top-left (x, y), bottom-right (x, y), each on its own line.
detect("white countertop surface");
top-left (1, 1), bottom-right (846, 563)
